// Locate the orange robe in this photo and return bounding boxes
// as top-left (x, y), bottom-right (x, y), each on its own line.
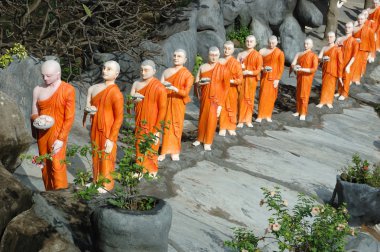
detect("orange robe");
top-left (369, 6), bottom-right (380, 50)
top-left (160, 67), bottom-right (194, 155)
top-left (33, 81), bottom-right (75, 190)
top-left (319, 46), bottom-right (343, 104)
top-left (352, 25), bottom-right (376, 82)
top-left (238, 50), bottom-right (263, 123)
top-left (197, 63), bottom-right (230, 144)
top-left (338, 36), bottom-right (359, 98)
top-left (257, 48), bottom-right (285, 119)
top-left (295, 51), bottom-right (318, 115)
top-left (90, 85), bottom-right (124, 190)
top-left (219, 56), bottom-right (243, 130)
top-left (134, 78), bottom-right (167, 173)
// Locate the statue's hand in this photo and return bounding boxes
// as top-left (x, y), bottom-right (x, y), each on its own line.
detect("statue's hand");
top-left (104, 139), bottom-right (114, 154)
top-left (273, 80), bottom-right (279, 88)
top-left (154, 132), bottom-right (160, 145)
top-left (52, 140), bottom-right (64, 155)
top-left (217, 106), bottom-right (222, 117)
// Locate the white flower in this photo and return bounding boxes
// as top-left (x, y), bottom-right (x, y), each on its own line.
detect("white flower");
top-left (270, 191), bottom-right (276, 197)
top-left (336, 223), bottom-right (346, 231)
top-left (282, 200), bottom-right (288, 206)
top-left (311, 206), bottom-right (320, 216)
top-left (272, 223), bottom-right (281, 231)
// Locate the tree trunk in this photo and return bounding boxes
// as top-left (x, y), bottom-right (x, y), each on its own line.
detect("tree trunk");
top-left (364, 0), bottom-right (373, 9)
top-left (324, 0), bottom-right (339, 39)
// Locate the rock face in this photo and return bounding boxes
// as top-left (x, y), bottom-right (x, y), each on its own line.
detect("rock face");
top-left (0, 209), bottom-right (80, 252)
top-left (0, 56), bottom-right (42, 129)
top-left (0, 164), bottom-right (33, 238)
top-left (77, 0), bottom-right (325, 85)
top-left (0, 91), bottom-right (32, 173)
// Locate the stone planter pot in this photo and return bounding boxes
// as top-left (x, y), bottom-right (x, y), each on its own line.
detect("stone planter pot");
top-left (330, 175), bottom-right (380, 225)
top-left (91, 197), bottom-right (172, 252)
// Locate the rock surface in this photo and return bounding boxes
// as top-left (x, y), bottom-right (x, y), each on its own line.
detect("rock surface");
top-left (0, 91), bottom-right (32, 172)
top-left (0, 164), bottom-right (33, 238)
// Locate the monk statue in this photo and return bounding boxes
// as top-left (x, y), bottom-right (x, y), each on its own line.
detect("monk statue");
top-left (368, 0), bottom-right (380, 52)
top-left (219, 41), bottom-right (243, 136)
top-left (256, 36), bottom-right (285, 123)
top-left (192, 47), bottom-right (230, 150)
top-left (290, 38), bottom-right (318, 121)
top-left (158, 49), bottom-right (194, 161)
top-left (131, 60), bottom-right (167, 177)
top-left (316, 32), bottom-right (343, 109)
top-left (351, 13), bottom-right (376, 85)
top-left (237, 35), bottom-right (263, 128)
top-left (31, 60), bottom-right (75, 190)
top-left (83, 60), bottom-right (124, 192)
top-left (336, 22), bottom-right (359, 101)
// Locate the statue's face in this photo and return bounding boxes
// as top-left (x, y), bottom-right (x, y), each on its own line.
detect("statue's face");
top-left (208, 51), bottom-right (220, 63)
top-left (358, 15), bottom-right (365, 25)
top-left (345, 23), bottom-right (353, 34)
top-left (268, 39), bottom-right (278, 49)
top-left (223, 44), bottom-right (234, 57)
top-left (245, 37), bottom-right (256, 49)
top-left (140, 65), bottom-right (156, 80)
top-left (41, 65), bottom-right (60, 86)
top-left (304, 40), bottom-right (313, 50)
top-left (102, 63), bottom-right (119, 81)
top-left (327, 33), bottom-right (336, 44)
top-left (173, 51), bottom-right (186, 66)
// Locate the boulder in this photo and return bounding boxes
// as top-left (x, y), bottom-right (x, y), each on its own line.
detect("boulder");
top-left (197, 0), bottom-right (226, 40)
top-left (249, 18), bottom-right (273, 49)
top-left (0, 164), bottom-right (33, 238)
top-left (279, 15), bottom-right (305, 64)
top-left (222, 0), bottom-right (246, 27)
top-left (0, 56), bottom-right (42, 130)
top-left (0, 91), bottom-right (32, 172)
top-left (295, 0), bottom-right (323, 28)
top-left (0, 209), bottom-right (80, 252)
top-left (196, 30), bottom-right (225, 62)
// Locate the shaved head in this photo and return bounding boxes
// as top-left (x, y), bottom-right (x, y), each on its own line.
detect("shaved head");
top-left (174, 48), bottom-right (187, 58)
top-left (269, 35), bottom-right (278, 42)
top-left (141, 59), bottom-right (156, 70)
top-left (305, 38), bottom-right (313, 45)
top-left (209, 46), bottom-right (220, 54)
top-left (104, 60), bottom-right (120, 74)
top-left (224, 41), bottom-right (234, 48)
top-left (246, 35), bottom-right (256, 42)
top-left (41, 60), bottom-right (61, 75)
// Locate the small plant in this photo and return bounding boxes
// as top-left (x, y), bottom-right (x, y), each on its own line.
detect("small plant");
top-left (20, 153), bottom-right (53, 169)
top-left (227, 26), bottom-right (251, 47)
top-left (192, 54), bottom-right (203, 77)
top-left (0, 43), bottom-right (28, 68)
top-left (339, 153), bottom-right (380, 187)
top-left (225, 187), bottom-right (355, 252)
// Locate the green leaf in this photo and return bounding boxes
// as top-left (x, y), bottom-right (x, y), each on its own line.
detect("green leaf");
top-left (82, 4), bottom-right (92, 17)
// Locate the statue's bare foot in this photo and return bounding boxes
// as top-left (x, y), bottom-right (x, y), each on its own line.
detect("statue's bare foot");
top-left (299, 115), bottom-right (306, 121)
top-left (204, 144), bottom-right (212, 151)
top-left (158, 154), bottom-right (166, 161)
top-left (334, 93), bottom-right (340, 97)
top-left (149, 172), bottom-right (158, 179)
top-left (255, 118), bottom-right (262, 123)
top-left (266, 118), bottom-right (272, 122)
top-left (219, 130), bottom-right (226, 136)
top-left (237, 123), bottom-right (244, 128)
top-left (292, 112), bottom-right (299, 117)
top-left (316, 104), bottom-right (323, 108)
top-left (246, 123), bottom-right (253, 128)
top-left (355, 81), bottom-right (361, 85)
top-left (327, 104), bottom-right (333, 109)
top-left (171, 154), bottom-right (180, 161)
top-left (338, 95), bottom-right (346, 101)
top-left (192, 141), bottom-right (201, 146)
top-left (228, 130), bottom-right (236, 136)
top-left (98, 187), bottom-right (108, 194)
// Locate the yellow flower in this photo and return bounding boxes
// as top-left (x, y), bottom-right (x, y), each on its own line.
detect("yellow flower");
top-left (283, 200), bottom-right (288, 206)
top-left (270, 191), bottom-right (276, 197)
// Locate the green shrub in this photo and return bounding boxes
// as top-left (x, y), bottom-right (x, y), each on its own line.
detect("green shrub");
top-left (227, 26), bottom-right (251, 47)
top-left (0, 43), bottom-right (28, 68)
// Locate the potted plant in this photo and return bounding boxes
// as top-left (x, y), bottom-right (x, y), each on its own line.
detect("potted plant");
top-left (330, 153), bottom-right (380, 225)
top-left (225, 187), bottom-right (355, 252)
top-left (68, 96), bottom-right (172, 252)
